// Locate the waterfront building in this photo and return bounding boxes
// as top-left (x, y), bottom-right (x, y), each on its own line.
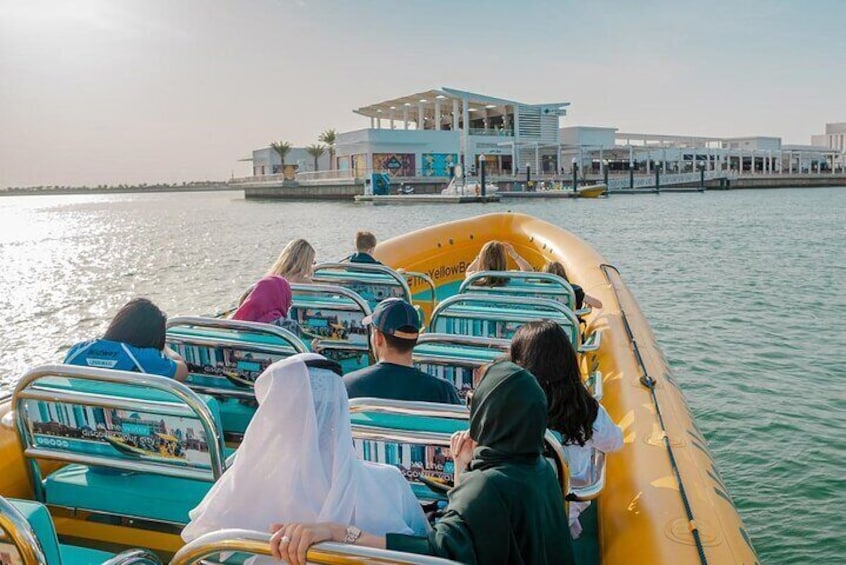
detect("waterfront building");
top-left (249, 146), bottom-right (330, 176)
top-left (560, 126), bottom-right (841, 175)
top-left (811, 123), bottom-right (846, 171)
top-left (333, 88), bottom-right (569, 177)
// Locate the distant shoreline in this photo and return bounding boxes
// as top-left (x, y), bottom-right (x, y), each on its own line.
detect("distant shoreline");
top-left (0, 184), bottom-right (240, 197)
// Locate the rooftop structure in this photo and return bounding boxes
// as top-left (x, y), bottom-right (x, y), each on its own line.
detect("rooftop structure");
top-left (336, 87), bottom-right (569, 176)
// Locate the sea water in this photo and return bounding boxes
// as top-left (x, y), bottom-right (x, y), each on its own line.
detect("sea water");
top-left (0, 187), bottom-right (843, 563)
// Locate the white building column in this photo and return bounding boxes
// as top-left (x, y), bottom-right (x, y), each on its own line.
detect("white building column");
top-left (417, 104), bottom-right (425, 130)
top-left (462, 97), bottom-right (470, 167)
top-left (403, 105), bottom-right (409, 130)
top-left (789, 152), bottom-right (793, 174)
top-left (435, 99), bottom-right (442, 131)
top-left (452, 99), bottom-right (459, 130)
top-left (370, 116), bottom-right (375, 128)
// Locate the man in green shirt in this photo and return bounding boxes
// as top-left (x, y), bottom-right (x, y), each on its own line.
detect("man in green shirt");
top-left (344, 298), bottom-right (461, 405)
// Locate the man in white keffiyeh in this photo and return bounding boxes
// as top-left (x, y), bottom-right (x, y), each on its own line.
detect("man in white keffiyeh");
top-left (182, 352), bottom-right (429, 545)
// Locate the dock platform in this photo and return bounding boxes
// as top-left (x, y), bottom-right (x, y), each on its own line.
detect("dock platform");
top-left (354, 194), bottom-right (501, 204)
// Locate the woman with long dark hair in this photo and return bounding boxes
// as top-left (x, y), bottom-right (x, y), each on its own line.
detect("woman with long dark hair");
top-left (510, 320), bottom-right (622, 538)
top-left (64, 298), bottom-right (188, 381)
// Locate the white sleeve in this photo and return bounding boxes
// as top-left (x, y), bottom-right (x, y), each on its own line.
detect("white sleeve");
top-left (591, 405), bottom-right (623, 453)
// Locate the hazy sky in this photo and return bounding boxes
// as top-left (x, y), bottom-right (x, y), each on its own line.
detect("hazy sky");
top-left (1, 0), bottom-right (844, 187)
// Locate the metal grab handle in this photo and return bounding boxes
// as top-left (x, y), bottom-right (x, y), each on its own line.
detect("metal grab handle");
top-left (313, 262), bottom-right (413, 300)
top-left (171, 529), bottom-right (459, 565)
top-left (166, 316), bottom-right (308, 353)
top-left (579, 328), bottom-right (602, 352)
top-left (460, 271), bottom-right (577, 307)
top-left (102, 548), bottom-right (162, 565)
top-left (402, 270), bottom-right (438, 318)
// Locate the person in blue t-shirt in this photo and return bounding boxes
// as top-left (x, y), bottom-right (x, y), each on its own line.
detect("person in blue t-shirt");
top-left (64, 298), bottom-right (189, 381)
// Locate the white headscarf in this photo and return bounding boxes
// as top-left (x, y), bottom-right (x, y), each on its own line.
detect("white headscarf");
top-left (182, 352), bottom-right (428, 542)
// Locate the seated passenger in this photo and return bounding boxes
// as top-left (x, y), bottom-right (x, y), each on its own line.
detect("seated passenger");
top-left (64, 298), bottom-right (188, 381)
top-left (182, 353), bottom-right (428, 544)
top-left (510, 320), bottom-right (623, 538)
top-left (543, 260), bottom-right (603, 310)
top-left (270, 361), bottom-right (574, 565)
top-left (232, 275), bottom-right (299, 334)
top-left (343, 298), bottom-right (460, 404)
top-left (465, 241), bottom-right (533, 286)
top-left (347, 231), bottom-right (383, 265)
top-left (269, 238), bottom-right (316, 284)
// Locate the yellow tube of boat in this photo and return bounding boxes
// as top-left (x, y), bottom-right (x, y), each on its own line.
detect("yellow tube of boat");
top-left (376, 212), bottom-right (758, 565)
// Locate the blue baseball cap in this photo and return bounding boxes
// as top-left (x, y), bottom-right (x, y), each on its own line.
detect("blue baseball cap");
top-left (362, 298), bottom-right (420, 339)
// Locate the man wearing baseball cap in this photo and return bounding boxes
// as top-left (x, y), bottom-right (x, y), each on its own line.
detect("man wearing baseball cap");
top-left (344, 298), bottom-right (461, 404)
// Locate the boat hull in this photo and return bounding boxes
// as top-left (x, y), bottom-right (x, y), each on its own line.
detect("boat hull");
top-left (375, 212), bottom-right (757, 565)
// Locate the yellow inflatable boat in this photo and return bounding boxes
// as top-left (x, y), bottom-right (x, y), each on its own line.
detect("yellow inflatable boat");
top-left (0, 212), bottom-right (757, 564)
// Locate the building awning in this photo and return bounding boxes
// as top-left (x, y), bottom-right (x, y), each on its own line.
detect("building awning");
top-left (353, 87), bottom-right (569, 119)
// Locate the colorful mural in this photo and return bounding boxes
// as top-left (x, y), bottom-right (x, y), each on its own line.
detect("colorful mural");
top-left (353, 439), bottom-right (454, 483)
top-left (23, 399), bottom-right (214, 468)
top-left (422, 153), bottom-right (458, 177)
top-left (168, 340), bottom-right (287, 386)
top-left (372, 153), bottom-right (416, 177)
top-left (291, 308), bottom-right (369, 345)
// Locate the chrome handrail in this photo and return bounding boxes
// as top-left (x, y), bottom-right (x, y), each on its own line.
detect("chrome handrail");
top-left (429, 293), bottom-right (580, 346)
top-left (313, 262), bottom-right (412, 299)
top-left (13, 365), bottom-right (227, 502)
top-left (171, 529), bottom-right (458, 565)
top-left (102, 548), bottom-right (163, 565)
top-left (349, 398), bottom-right (469, 419)
top-left (415, 333), bottom-right (511, 351)
top-left (569, 450), bottom-right (606, 502)
top-left (0, 496), bottom-right (47, 565)
top-left (166, 316), bottom-right (308, 353)
top-left (460, 270), bottom-right (577, 308)
top-left (402, 270), bottom-right (438, 315)
top-left (290, 283), bottom-right (373, 316)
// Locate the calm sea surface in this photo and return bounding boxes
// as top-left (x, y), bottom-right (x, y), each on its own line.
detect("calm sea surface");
top-left (1, 188), bottom-right (843, 562)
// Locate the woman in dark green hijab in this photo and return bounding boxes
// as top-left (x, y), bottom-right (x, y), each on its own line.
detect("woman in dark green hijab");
top-left (268, 361), bottom-right (574, 565)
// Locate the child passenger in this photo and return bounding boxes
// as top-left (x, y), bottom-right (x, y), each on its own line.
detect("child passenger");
top-left (64, 298), bottom-right (188, 381)
top-left (348, 231), bottom-right (383, 265)
top-left (509, 320), bottom-right (622, 538)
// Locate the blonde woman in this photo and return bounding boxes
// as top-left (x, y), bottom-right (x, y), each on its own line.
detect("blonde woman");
top-left (236, 239), bottom-right (316, 308)
top-left (465, 241), bottom-right (533, 287)
top-left (269, 239), bottom-right (316, 284)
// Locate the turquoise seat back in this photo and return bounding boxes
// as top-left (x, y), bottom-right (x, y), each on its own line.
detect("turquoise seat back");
top-left (0, 496), bottom-right (59, 565)
top-left (411, 334), bottom-right (509, 401)
top-left (428, 294), bottom-right (580, 347)
top-left (166, 317), bottom-right (308, 438)
top-left (290, 284), bottom-right (373, 372)
top-left (13, 365), bottom-right (227, 505)
top-left (313, 263), bottom-right (412, 309)
top-left (348, 399), bottom-right (469, 501)
top-left (460, 271), bottom-right (578, 311)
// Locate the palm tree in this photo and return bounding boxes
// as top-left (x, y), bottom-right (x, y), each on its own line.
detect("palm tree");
top-left (318, 129), bottom-right (337, 170)
top-left (305, 144), bottom-right (326, 172)
top-left (270, 141), bottom-right (293, 172)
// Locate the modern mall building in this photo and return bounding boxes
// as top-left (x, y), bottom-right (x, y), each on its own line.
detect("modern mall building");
top-left (247, 89), bottom-right (842, 178)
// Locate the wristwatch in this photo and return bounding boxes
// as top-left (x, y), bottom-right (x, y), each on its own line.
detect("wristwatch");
top-left (343, 525), bottom-right (362, 544)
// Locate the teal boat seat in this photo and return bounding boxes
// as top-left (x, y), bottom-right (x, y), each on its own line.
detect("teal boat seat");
top-left (349, 399), bottom-right (470, 502)
top-left (5, 498), bottom-right (119, 565)
top-left (429, 294), bottom-right (581, 347)
top-left (290, 283), bottom-right (373, 372)
top-left (460, 270), bottom-right (579, 312)
top-left (14, 365), bottom-right (228, 528)
top-left (312, 263), bottom-right (412, 310)
top-left (411, 334), bottom-right (510, 400)
top-left (44, 465), bottom-right (212, 526)
top-left (166, 317), bottom-right (308, 437)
